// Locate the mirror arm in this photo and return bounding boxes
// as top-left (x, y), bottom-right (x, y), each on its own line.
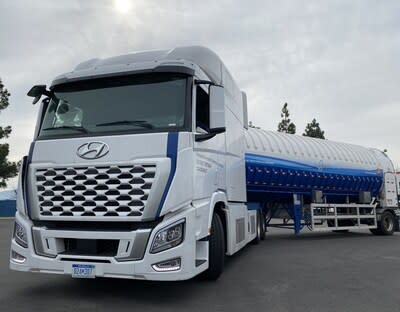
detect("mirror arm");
top-left (42, 90), bottom-right (52, 97)
top-left (32, 92), bottom-right (53, 105)
top-left (195, 132), bottom-right (217, 142)
top-left (194, 79), bottom-right (222, 87)
top-left (209, 127), bottom-right (226, 134)
top-left (195, 127), bottom-right (226, 142)
top-left (27, 85), bottom-right (53, 105)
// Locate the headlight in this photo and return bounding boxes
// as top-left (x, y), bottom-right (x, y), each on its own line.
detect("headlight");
top-left (150, 219), bottom-right (185, 254)
top-left (13, 221), bottom-right (28, 248)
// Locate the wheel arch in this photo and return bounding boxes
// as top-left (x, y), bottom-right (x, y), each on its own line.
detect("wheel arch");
top-left (377, 207), bottom-right (397, 218)
top-left (207, 191), bottom-right (228, 228)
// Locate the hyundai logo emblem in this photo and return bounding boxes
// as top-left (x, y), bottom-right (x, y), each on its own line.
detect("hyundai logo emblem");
top-left (77, 142), bottom-right (109, 160)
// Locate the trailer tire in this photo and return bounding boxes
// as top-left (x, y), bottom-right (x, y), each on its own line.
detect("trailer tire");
top-left (199, 213), bottom-right (225, 280)
top-left (370, 211), bottom-right (395, 236)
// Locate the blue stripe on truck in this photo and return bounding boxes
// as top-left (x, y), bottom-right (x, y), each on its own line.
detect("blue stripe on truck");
top-left (156, 132), bottom-right (179, 217)
top-left (25, 142), bottom-right (35, 219)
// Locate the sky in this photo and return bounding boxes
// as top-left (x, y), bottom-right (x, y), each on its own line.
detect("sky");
top-left (0, 0), bottom-right (399, 189)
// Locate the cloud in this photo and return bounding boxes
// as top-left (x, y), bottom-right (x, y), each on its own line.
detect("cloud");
top-left (1, 0), bottom-right (400, 188)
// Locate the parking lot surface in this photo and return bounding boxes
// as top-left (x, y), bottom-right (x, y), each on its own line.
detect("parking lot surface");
top-left (1, 219), bottom-right (400, 312)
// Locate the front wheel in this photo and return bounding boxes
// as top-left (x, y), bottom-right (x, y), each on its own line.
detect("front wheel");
top-left (370, 211), bottom-right (395, 236)
top-left (199, 213), bottom-right (225, 280)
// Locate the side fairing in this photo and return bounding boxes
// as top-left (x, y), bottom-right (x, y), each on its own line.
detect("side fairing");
top-left (193, 134), bottom-right (226, 201)
top-left (158, 132), bottom-right (194, 216)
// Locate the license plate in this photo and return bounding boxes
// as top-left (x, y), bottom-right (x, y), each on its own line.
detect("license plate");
top-left (72, 264), bottom-right (95, 278)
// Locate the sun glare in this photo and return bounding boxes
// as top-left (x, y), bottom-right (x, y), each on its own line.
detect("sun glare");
top-left (113, 0), bottom-right (133, 14)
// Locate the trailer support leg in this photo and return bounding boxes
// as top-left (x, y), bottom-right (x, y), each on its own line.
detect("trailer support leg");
top-left (293, 194), bottom-right (302, 235)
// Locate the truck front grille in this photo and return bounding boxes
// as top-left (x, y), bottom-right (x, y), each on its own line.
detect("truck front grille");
top-left (34, 164), bottom-right (156, 218)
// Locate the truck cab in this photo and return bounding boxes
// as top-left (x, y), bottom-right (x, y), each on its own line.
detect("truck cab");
top-left (10, 46), bottom-right (257, 280)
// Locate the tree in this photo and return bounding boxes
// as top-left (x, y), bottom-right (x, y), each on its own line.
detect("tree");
top-left (0, 78), bottom-right (18, 188)
top-left (303, 118), bottom-right (326, 139)
top-left (277, 103), bottom-right (296, 134)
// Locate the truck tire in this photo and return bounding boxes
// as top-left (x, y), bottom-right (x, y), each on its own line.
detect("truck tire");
top-left (260, 210), bottom-right (266, 240)
top-left (370, 211), bottom-right (395, 236)
top-left (199, 213), bottom-right (225, 280)
top-left (251, 211), bottom-right (261, 244)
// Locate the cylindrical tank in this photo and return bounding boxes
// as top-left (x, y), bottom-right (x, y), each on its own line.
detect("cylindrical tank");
top-left (244, 128), bottom-right (394, 201)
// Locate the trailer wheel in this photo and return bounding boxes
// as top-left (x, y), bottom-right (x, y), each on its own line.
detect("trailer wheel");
top-left (199, 213), bottom-right (225, 280)
top-left (370, 211), bottom-right (395, 236)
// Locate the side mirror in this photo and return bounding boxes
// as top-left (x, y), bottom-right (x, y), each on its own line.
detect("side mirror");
top-left (209, 85), bottom-right (225, 130)
top-left (194, 83), bottom-right (226, 142)
top-left (27, 85), bottom-right (50, 105)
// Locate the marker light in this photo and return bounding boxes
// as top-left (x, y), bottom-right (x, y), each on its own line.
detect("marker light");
top-left (152, 258), bottom-right (181, 272)
top-left (11, 250), bottom-right (26, 264)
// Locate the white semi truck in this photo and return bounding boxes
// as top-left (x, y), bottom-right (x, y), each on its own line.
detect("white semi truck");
top-left (10, 46), bottom-right (400, 280)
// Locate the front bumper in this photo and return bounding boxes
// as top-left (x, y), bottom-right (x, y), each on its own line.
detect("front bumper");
top-left (10, 206), bottom-right (209, 281)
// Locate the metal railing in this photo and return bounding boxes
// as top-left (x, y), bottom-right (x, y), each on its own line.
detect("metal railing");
top-left (307, 203), bottom-right (377, 231)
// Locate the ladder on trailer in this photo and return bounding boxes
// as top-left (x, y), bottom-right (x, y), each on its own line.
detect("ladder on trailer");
top-left (308, 203), bottom-right (377, 231)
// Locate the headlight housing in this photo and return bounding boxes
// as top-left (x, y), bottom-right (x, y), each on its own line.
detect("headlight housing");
top-left (150, 219), bottom-right (185, 254)
top-left (13, 221), bottom-right (28, 248)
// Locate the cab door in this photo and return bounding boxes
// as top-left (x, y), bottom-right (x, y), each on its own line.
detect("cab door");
top-left (192, 83), bottom-right (226, 200)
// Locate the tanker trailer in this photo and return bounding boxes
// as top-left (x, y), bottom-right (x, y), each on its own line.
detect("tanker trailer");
top-left (245, 128), bottom-right (400, 235)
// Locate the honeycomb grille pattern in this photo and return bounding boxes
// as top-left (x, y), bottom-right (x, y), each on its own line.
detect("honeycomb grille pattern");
top-left (34, 164), bottom-right (156, 218)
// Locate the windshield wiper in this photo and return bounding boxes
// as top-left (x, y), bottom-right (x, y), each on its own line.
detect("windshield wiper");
top-left (96, 120), bottom-right (154, 129)
top-left (42, 125), bottom-right (89, 133)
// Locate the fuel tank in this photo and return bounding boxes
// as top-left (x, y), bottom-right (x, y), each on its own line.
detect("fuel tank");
top-left (244, 128), bottom-right (394, 201)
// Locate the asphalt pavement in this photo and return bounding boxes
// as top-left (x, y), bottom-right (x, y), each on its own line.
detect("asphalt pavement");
top-left (1, 219), bottom-right (400, 312)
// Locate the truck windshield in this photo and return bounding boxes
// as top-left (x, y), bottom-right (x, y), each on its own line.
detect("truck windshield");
top-left (38, 73), bottom-right (189, 139)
